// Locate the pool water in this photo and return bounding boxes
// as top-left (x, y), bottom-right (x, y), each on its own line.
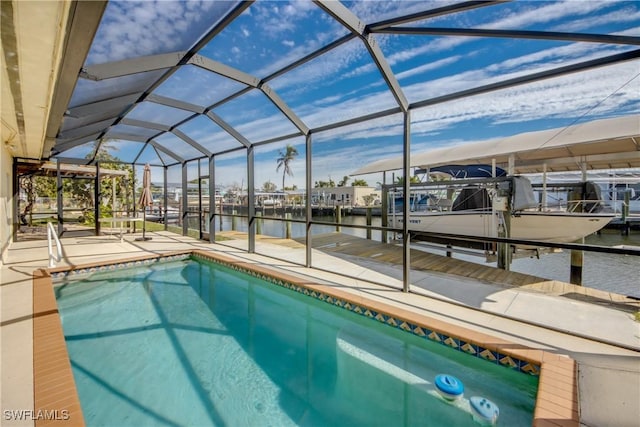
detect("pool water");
top-left (55, 257), bottom-right (537, 426)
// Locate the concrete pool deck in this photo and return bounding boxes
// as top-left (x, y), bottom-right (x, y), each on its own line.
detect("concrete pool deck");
top-left (1, 231), bottom-right (638, 426)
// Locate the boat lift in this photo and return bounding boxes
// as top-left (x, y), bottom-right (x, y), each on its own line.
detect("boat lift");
top-left (382, 175), bottom-right (609, 270)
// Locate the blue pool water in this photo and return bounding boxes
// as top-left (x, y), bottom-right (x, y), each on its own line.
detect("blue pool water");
top-left (55, 257), bottom-right (537, 426)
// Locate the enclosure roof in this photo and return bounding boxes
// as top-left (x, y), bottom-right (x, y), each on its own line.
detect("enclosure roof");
top-left (352, 114), bottom-right (640, 175)
top-left (5, 1), bottom-right (640, 172)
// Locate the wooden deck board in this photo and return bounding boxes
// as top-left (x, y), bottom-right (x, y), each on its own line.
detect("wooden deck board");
top-left (301, 232), bottom-right (547, 288)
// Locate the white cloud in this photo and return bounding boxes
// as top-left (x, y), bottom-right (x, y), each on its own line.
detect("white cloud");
top-left (346, 1), bottom-right (458, 25)
top-left (87, 0), bottom-right (220, 64)
top-left (395, 56), bottom-right (462, 81)
top-left (483, 1), bottom-right (609, 30)
top-left (554, 7), bottom-right (640, 32)
top-left (409, 61), bottom-right (640, 131)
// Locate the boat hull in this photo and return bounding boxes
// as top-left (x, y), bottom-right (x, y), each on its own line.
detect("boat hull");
top-left (391, 211), bottom-right (615, 243)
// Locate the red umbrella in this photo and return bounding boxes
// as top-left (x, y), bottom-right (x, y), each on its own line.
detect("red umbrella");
top-left (137, 164), bottom-right (153, 241)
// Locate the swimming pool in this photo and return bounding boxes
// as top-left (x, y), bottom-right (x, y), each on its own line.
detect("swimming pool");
top-left (53, 253), bottom-right (539, 426)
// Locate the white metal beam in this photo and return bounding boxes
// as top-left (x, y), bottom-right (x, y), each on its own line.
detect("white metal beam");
top-left (148, 140), bottom-right (183, 163)
top-left (80, 52), bottom-right (185, 80)
top-left (260, 84), bottom-right (309, 135)
top-left (57, 118), bottom-right (114, 140)
top-left (188, 54), bottom-right (259, 87)
top-left (105, 132), bottom-right (149, 143)
top-left (205, 111), bottom-right (251, 148)
top-left (65, 93), bottom-right (141, 118)
top-left (146, 93), bottom-right (206, 114)
top-left (54, 133), bottom-right (101, 153)
top-left (172, 129), bottom-right (213, 157)
top-left (120, 118), bottom-right (172, 132)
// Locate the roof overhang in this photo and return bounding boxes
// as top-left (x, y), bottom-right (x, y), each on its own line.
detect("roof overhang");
top-left (1, 1), bottom-right (106, 160)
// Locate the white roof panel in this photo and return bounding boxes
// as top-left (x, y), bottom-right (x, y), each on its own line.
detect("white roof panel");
top-left (352, 115), bottom-right (640, 175)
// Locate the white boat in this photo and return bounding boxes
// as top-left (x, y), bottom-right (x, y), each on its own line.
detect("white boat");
top-left (391, 209), bottom-right (614, 243)
top-left (388, 169), bottom-right (615, 244)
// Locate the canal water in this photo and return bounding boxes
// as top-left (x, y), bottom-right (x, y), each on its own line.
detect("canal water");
top-left (508, 232), bottom-right (640, 298)
top-left (213, 215), bottom-right (640, 298)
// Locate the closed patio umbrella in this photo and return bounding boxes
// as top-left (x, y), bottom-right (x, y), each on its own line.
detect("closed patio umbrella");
top-left (137, 163), bottom-right (153, 241)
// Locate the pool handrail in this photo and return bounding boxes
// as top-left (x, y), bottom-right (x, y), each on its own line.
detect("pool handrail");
top-left (47, 221), bottom-right (62, 267)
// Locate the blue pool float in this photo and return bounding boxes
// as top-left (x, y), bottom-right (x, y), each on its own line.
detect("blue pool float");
top-left (434, 374), bottom-right (464, 401)
top-left (470, 396), bottom-right (499, 425)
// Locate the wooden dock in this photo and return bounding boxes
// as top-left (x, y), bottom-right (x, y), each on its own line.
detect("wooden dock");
top-left (300, 233), bottom-right (547, 288)
top-left (217, 231), bottom-right (639, 310)
top-left (218, 230), bottom-right (545, 287)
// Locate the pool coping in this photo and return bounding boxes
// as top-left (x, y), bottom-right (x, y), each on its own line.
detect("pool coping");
top-left (35, 249), bottom-right (578, 426)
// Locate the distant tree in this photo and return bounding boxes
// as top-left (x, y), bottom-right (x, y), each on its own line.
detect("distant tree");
top-left (95, 145), bottom-right (133, 217)
top-left (351, 179), bottom-right (368, 186)
top-left (394, 176), bottom-right (421, 185)
top-left (19, 176), bottom-right (36, 225)
top-left (262, 181), bottom-right (277, 192)
top-left (337, 175), bottom-right (350, 187)
top-left (19, 173), bottom-right (59, 225)
top-left (283, 185), bottom-right (298, 191)
top-left (314, 179), bottom-right (335, 188)
top-left (63, 142), bottom-right (133, 222)
top-left (276, 144), bottom-right (298, 192)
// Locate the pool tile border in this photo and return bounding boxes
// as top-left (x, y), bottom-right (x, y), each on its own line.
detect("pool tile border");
top-left (48, 252), bottom-right (190, 282)
top-left (35, 250), bottom-right (578, 427)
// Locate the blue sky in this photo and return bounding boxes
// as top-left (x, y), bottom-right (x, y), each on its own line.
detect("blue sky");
top-left (63, 0), bottom-right (640, 189)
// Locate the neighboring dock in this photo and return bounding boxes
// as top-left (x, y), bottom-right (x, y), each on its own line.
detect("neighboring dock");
top-left (605, 213), bottom-right (640, 235)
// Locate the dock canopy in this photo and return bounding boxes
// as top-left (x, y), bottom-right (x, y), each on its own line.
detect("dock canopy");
top-left (352, 115), bottom-right (640, 176)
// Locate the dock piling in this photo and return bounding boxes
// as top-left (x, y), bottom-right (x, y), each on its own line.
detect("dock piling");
top-left (256, 211), bottom-right (262, 235)
top-left (570, 241), bottom-right (584, 286)
top-left (285, 212), bottom-right (292, 239)
top-left (622, 190), bottom-right (631, 236)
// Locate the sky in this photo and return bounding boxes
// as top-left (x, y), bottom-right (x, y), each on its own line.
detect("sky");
top-left (59, 0), bottom-right (640, 189)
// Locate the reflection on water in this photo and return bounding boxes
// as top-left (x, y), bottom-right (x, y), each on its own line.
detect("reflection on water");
top-left (204, 214), bottom-right (639, 298)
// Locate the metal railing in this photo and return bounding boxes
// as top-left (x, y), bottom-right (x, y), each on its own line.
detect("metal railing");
top-left (47, 222), bottom-right (62, 268)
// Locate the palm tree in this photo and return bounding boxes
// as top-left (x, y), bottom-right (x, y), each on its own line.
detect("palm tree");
top-left (395, 175), bottom-right (421, 185)
top-left (276, 144), bottom-right (298, 191)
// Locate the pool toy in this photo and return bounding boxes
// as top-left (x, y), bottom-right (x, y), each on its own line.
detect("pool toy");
top-left (470, 396), bottom-right (499, 425)
top-left (434, 374), bottom-right (464, 401)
